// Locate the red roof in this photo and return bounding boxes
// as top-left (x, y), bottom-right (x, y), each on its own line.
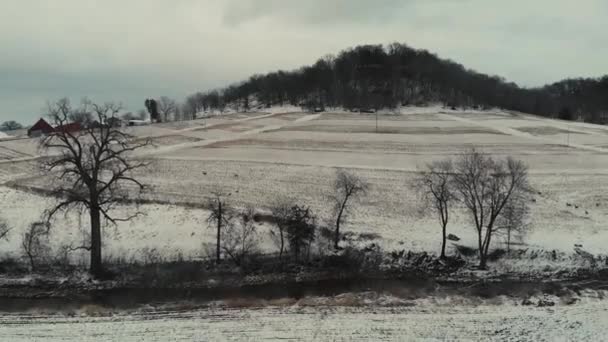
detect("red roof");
top-left (28, 118), bottom-right (55, 135)
top-left (55, 122), bottom-right (82, 133)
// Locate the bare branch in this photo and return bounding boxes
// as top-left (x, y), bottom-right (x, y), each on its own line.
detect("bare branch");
top-left (330, 169), bottom-right (368, 249)
top-left (40, 98), bottom-right (149, 277)
top-left (451, 149), bottom-right (531, 268)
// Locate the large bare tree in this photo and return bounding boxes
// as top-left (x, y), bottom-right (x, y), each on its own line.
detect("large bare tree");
top-left (158, 96), bottom-right (177, 122)
top-left (452, 150), bottom-right (531, 269)
top-left (41, 98), bottom-right (150, 278)
top-left (416, 160), bottom-right (455, 259)
top-left (330, 170), bottom-right (368, 249)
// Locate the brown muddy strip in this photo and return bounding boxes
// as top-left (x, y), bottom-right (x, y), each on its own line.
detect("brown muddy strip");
top-left (0, 276), bottom-right (606, 313)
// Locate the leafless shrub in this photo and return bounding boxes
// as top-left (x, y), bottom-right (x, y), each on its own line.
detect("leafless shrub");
top-left (314, 226), bottom-right (335, 257)
top-left (140, 247), bottom-right (164, 265)
top-left (21, 222), bottom-right (50, 271)
top-left (221, 206), bottom-right (260, 266)
top-left (54, 243), bottom-right (74, 271)
top-left (285, 205), bottom-right (316, 262)
top-left (269, 198), bottom-right (293, 260)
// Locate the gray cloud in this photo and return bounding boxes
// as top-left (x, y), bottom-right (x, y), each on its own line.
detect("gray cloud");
top-left (0, 0), bottom-right (606, 123)
top-left (222, 0), bottom-right (407, 26)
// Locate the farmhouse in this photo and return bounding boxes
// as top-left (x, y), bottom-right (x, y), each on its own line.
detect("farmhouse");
top-left (55, 122), bottom-right (82, 133)
top-left (27, 118), bottom-right (54, 137)
top-left (27, 119), bottom-right (83, 137)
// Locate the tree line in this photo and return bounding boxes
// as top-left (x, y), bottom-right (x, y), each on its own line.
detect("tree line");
top-left (182, 43), bottom-right (608, 123)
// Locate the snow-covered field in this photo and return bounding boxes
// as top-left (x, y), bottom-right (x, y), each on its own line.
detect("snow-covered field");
top-left (1, 106), bottom-right (608, 340)
top-left (1, 295), bottom-right (607, 341)
top-left (1, 107), bottom-right (608, 262)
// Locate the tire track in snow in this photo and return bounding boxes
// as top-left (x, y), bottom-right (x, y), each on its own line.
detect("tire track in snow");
top-left (438, 113), bottom-right (608, 154)
top-left (0, 302), bottom-right (607, 341)
top-left (138, 113), bottom-right (321, 158)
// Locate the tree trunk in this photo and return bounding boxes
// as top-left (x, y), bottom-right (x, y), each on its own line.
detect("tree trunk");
top-left (216, 202), bottom-right (222, 264)
top-left (334, 213), bottom-right (342, 250)
top-left (479, 227), bottom-right (493, 269)
top-left (479, 252), bottom-right (487, 269)
top-left (335, 200), bottom-right (347, 250)
top-left (27, 251), bottom-right (35, 271)
top-left (279, 228), bottom-right (284, 260)
top-left (90, 206), bottom-right (103, 278)
top-left (478, 228), bottom-right (486, 269)
top-left (440, 223), bottom-right (447, 259)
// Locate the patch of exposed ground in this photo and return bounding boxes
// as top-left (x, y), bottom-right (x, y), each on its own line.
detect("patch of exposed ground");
top-left (516, 126), bottom-right (586, 136)
top-left (317, 113), bottom-right (451, 121)
top-left (135, 135), bottom-right (201, 146)
top-left (202, 138), bottom-right (574, 155)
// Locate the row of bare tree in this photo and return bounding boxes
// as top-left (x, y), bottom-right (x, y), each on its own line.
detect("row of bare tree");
top-left (13, 98), bottom-right (533, 277)
top-left (205, 168), bottom-right (369, 266)
top-left (416, 151), bottom-right (532, 268)
top-left (31, 99), bottom-right (371, 276)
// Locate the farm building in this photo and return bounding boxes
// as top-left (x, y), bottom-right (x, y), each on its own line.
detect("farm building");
top-left (27, 118), bottom-right (54, 137)
top-left (55, 122), bottom-right (82, 133)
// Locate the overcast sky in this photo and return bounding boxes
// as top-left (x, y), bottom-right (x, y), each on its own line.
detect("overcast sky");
top-left (1, 0), bottom-right (606, 123)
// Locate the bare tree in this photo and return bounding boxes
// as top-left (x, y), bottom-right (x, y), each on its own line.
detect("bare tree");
top-left (497, 196), bottom-right (530, 254)
top-left (173, 105), bottom-right (183, 122)
top-left (330, 170), bottom-right (368, 249)
top-left (207, 192), bottom-right (234, 264)
top-left (22, 222), bottom-right (50, 271)
top-left (221, 206), bottom-right (259, 266)
top-left (285, 205), bottom-right (316, 262)
top-left (416, 160), bottom-right (455, 259)
top-left (270, 199), bottom-right (293, 260)
top-left (68, 97), bottom-right (94, 127)
top-left (183, 92), bottom-right (205, 120)
top-left (41, 98), bottom-right (150, 278)
top-left (158, 96), bottom-right (177, 122)
top-left (452, 150), bottom-right (531, 269)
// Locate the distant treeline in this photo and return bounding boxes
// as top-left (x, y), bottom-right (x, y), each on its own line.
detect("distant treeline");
top-left (183, 43), bottom-right (608, 123)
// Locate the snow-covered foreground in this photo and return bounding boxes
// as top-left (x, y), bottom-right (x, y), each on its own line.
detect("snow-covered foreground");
top-left (1, 299), bottom-right (606, 341)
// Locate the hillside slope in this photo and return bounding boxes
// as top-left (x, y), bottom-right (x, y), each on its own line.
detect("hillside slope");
top-left (183, 43), bottom-right (608, 124)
